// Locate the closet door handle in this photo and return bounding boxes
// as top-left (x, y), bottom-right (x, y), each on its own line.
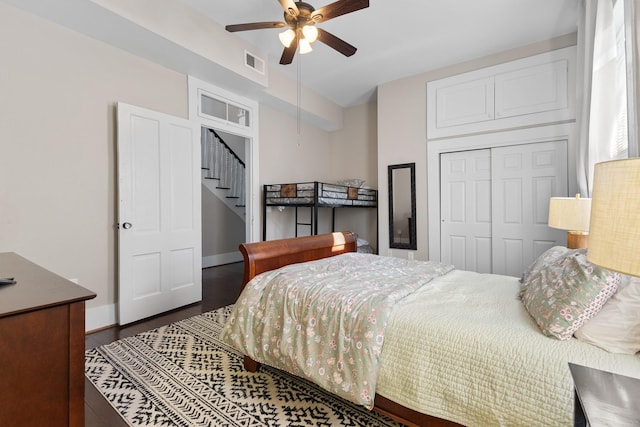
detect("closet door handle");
top-left (122, 222), bottom-right (133, 229)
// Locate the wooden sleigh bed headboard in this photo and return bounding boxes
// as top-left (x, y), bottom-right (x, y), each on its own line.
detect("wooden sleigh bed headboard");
top-left (236, 231), bottom-right (459, 427)
top-left (238, 231), bottom-right (358, 290)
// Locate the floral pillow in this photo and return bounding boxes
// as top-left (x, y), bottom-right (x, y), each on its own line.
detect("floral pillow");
top-left (520, 250), bottom-right (620, 340)
top-left (520, 246), bottom-right (570, 284)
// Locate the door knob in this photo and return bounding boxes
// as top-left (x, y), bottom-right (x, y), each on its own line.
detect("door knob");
top-left (122, 222), bottom-right (133, 229)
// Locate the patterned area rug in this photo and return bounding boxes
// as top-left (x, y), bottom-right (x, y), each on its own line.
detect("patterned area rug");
top-left (85, 306), bottom-right (403, 426)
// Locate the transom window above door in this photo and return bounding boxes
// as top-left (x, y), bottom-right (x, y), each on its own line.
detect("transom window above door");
top-left (198, 90), bottom-right (251, 128)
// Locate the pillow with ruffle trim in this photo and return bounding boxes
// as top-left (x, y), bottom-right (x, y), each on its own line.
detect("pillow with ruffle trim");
top-left (520, 250), bottom-right (620, 340)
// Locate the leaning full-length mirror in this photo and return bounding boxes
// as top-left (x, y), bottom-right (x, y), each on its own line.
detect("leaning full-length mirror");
top-left (388, 163), bottom-right (416, 250)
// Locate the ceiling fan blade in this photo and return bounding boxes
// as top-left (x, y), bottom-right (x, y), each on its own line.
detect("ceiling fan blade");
top-left (278, 0), bottom-right (299, 17)
top-left (225, 22), bottom-right (287, 32)
top-left (311, 0), bottom-right (369, 23)
top-left (316, 28), bottom-right (357, 57)
top-left (280, 35), bottom-right (299, 65)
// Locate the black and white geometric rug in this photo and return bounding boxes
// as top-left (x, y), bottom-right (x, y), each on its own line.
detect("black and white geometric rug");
top-left (85, 305), bottom-right (403, 426)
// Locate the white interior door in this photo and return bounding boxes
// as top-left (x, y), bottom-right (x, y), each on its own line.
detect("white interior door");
top-left (117, 102), bottom-right (201, 325)
top-left (491, 141), bottom-right (568, 276)
top-left (440, 149), bottom-right (492, 272)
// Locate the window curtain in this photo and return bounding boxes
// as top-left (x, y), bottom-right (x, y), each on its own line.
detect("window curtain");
top-left (576, 0), bottom-right (629, 196)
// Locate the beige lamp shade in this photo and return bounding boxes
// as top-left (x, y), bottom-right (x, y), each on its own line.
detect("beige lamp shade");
top-left (587, 158), bottom-right (640, 277)
top-left (548, 195), bottom-right (592, 232)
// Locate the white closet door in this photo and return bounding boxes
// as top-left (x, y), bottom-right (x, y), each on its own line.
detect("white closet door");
top-left (440, 149), bottom-right (492, 273)
top-left (491, 141), bottom-right (568, 277)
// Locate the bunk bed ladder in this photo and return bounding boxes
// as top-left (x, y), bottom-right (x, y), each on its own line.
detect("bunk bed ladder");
top-left (294, 182), bottom-right (319, 237)
top-left (294, 207), bottom-right (312, 237)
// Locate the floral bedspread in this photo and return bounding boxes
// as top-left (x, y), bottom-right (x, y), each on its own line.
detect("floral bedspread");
top-left (219, 253), bottom-right (454, 409)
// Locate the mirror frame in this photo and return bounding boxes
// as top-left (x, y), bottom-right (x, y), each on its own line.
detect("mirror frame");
top-left (388, 163), bottom-right (417, 250)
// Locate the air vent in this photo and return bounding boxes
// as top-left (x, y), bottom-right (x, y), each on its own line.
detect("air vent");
top-left (245, 51), bottom-right (265, 75)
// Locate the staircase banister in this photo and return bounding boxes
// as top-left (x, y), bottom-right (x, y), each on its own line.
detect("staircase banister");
top-left (210, 129), bottom-right (245, 168)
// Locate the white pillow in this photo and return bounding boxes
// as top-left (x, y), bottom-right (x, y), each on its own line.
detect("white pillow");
top-left (574, 277), bottom-right (640, 354)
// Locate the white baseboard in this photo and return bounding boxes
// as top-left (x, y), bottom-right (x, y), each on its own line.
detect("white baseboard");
top-left (86, 303), bottom-right (117, 333)
top-left (84, 255), bottom-right (241, 332)
top-left (203, 251), bottom-right (243, 268)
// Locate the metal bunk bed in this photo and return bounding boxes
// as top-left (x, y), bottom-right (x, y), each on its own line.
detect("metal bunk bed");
top-left (262, 181), bottom-right (378, 242)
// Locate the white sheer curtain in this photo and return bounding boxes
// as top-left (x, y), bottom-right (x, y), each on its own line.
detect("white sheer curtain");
top-left (576, 0), bottom-right (630, 196)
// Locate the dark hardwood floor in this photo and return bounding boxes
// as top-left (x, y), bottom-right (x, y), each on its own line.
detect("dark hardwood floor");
top-left (84, 262), bottom-right (244, 427)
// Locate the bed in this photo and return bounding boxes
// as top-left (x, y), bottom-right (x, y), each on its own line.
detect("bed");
top-left (262, 182), bottom-right (377, 244)
top-left (220, 231), bottom-right (640, 427)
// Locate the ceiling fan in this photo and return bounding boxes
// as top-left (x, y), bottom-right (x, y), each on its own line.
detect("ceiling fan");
top-left (225, 0), bottom-right (369, 65)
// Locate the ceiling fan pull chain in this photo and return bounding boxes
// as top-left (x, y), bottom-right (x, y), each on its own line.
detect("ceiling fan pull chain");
top-left (297, 53), bottom-right (302, 142)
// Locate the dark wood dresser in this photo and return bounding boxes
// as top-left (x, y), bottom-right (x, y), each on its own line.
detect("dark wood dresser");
top-left (0, 252), bottom-right (96, 426)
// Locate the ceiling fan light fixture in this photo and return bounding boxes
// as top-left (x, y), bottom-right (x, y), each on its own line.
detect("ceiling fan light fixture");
top-left (299, 38), bottom-right (313, 54)
top-left (302, 24), bottom-right (318, 43)
top-left (278, 28), bottom-right (296, 47)
top-left (227, 0), bottom-right (369, 65)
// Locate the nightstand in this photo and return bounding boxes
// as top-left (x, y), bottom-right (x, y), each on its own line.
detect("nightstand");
top-left (569, 363), bottom-right (640, 427)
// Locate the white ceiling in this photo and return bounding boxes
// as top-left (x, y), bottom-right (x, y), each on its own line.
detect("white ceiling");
top-left (183, 0), bottom-right (581, 107)
top-left (5, 0), bottom-right (581, 109)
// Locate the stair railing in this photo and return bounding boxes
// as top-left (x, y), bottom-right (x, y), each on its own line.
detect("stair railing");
top-left (201, 128), bottom-right (246, 208)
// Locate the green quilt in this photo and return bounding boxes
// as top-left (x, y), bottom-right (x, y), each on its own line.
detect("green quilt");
top-left (220, 253), bottom-right (453, 409)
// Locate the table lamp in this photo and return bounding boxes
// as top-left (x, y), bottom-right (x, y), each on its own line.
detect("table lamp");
top-left (548, 195), bottom-right (592, 249)
top-left (587, 158), bottom-right (640, 277)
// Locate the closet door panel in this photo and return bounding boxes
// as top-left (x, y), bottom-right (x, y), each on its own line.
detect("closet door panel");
top-left (448, 235), bottom-right (467, 269)
top-left (440, 149), bottom-right (492, 273)
top-left (501, 239), bottom-right (524, 277)
top-left (495, 154), bottom-right (526, 277)
top-left (491, 141), bottom-right (568, 276)
top-left (502, 177), bottom-right (524, 224)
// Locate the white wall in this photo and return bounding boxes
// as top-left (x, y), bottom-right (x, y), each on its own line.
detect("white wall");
top-left (377, 34), bottom-right (578, 260)
top-left (0, 3), bottom-right (187, 321)
top-left (201, 188), bottom-right (245, 260)
top-left (330, 103), bottom-right (378, 251)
